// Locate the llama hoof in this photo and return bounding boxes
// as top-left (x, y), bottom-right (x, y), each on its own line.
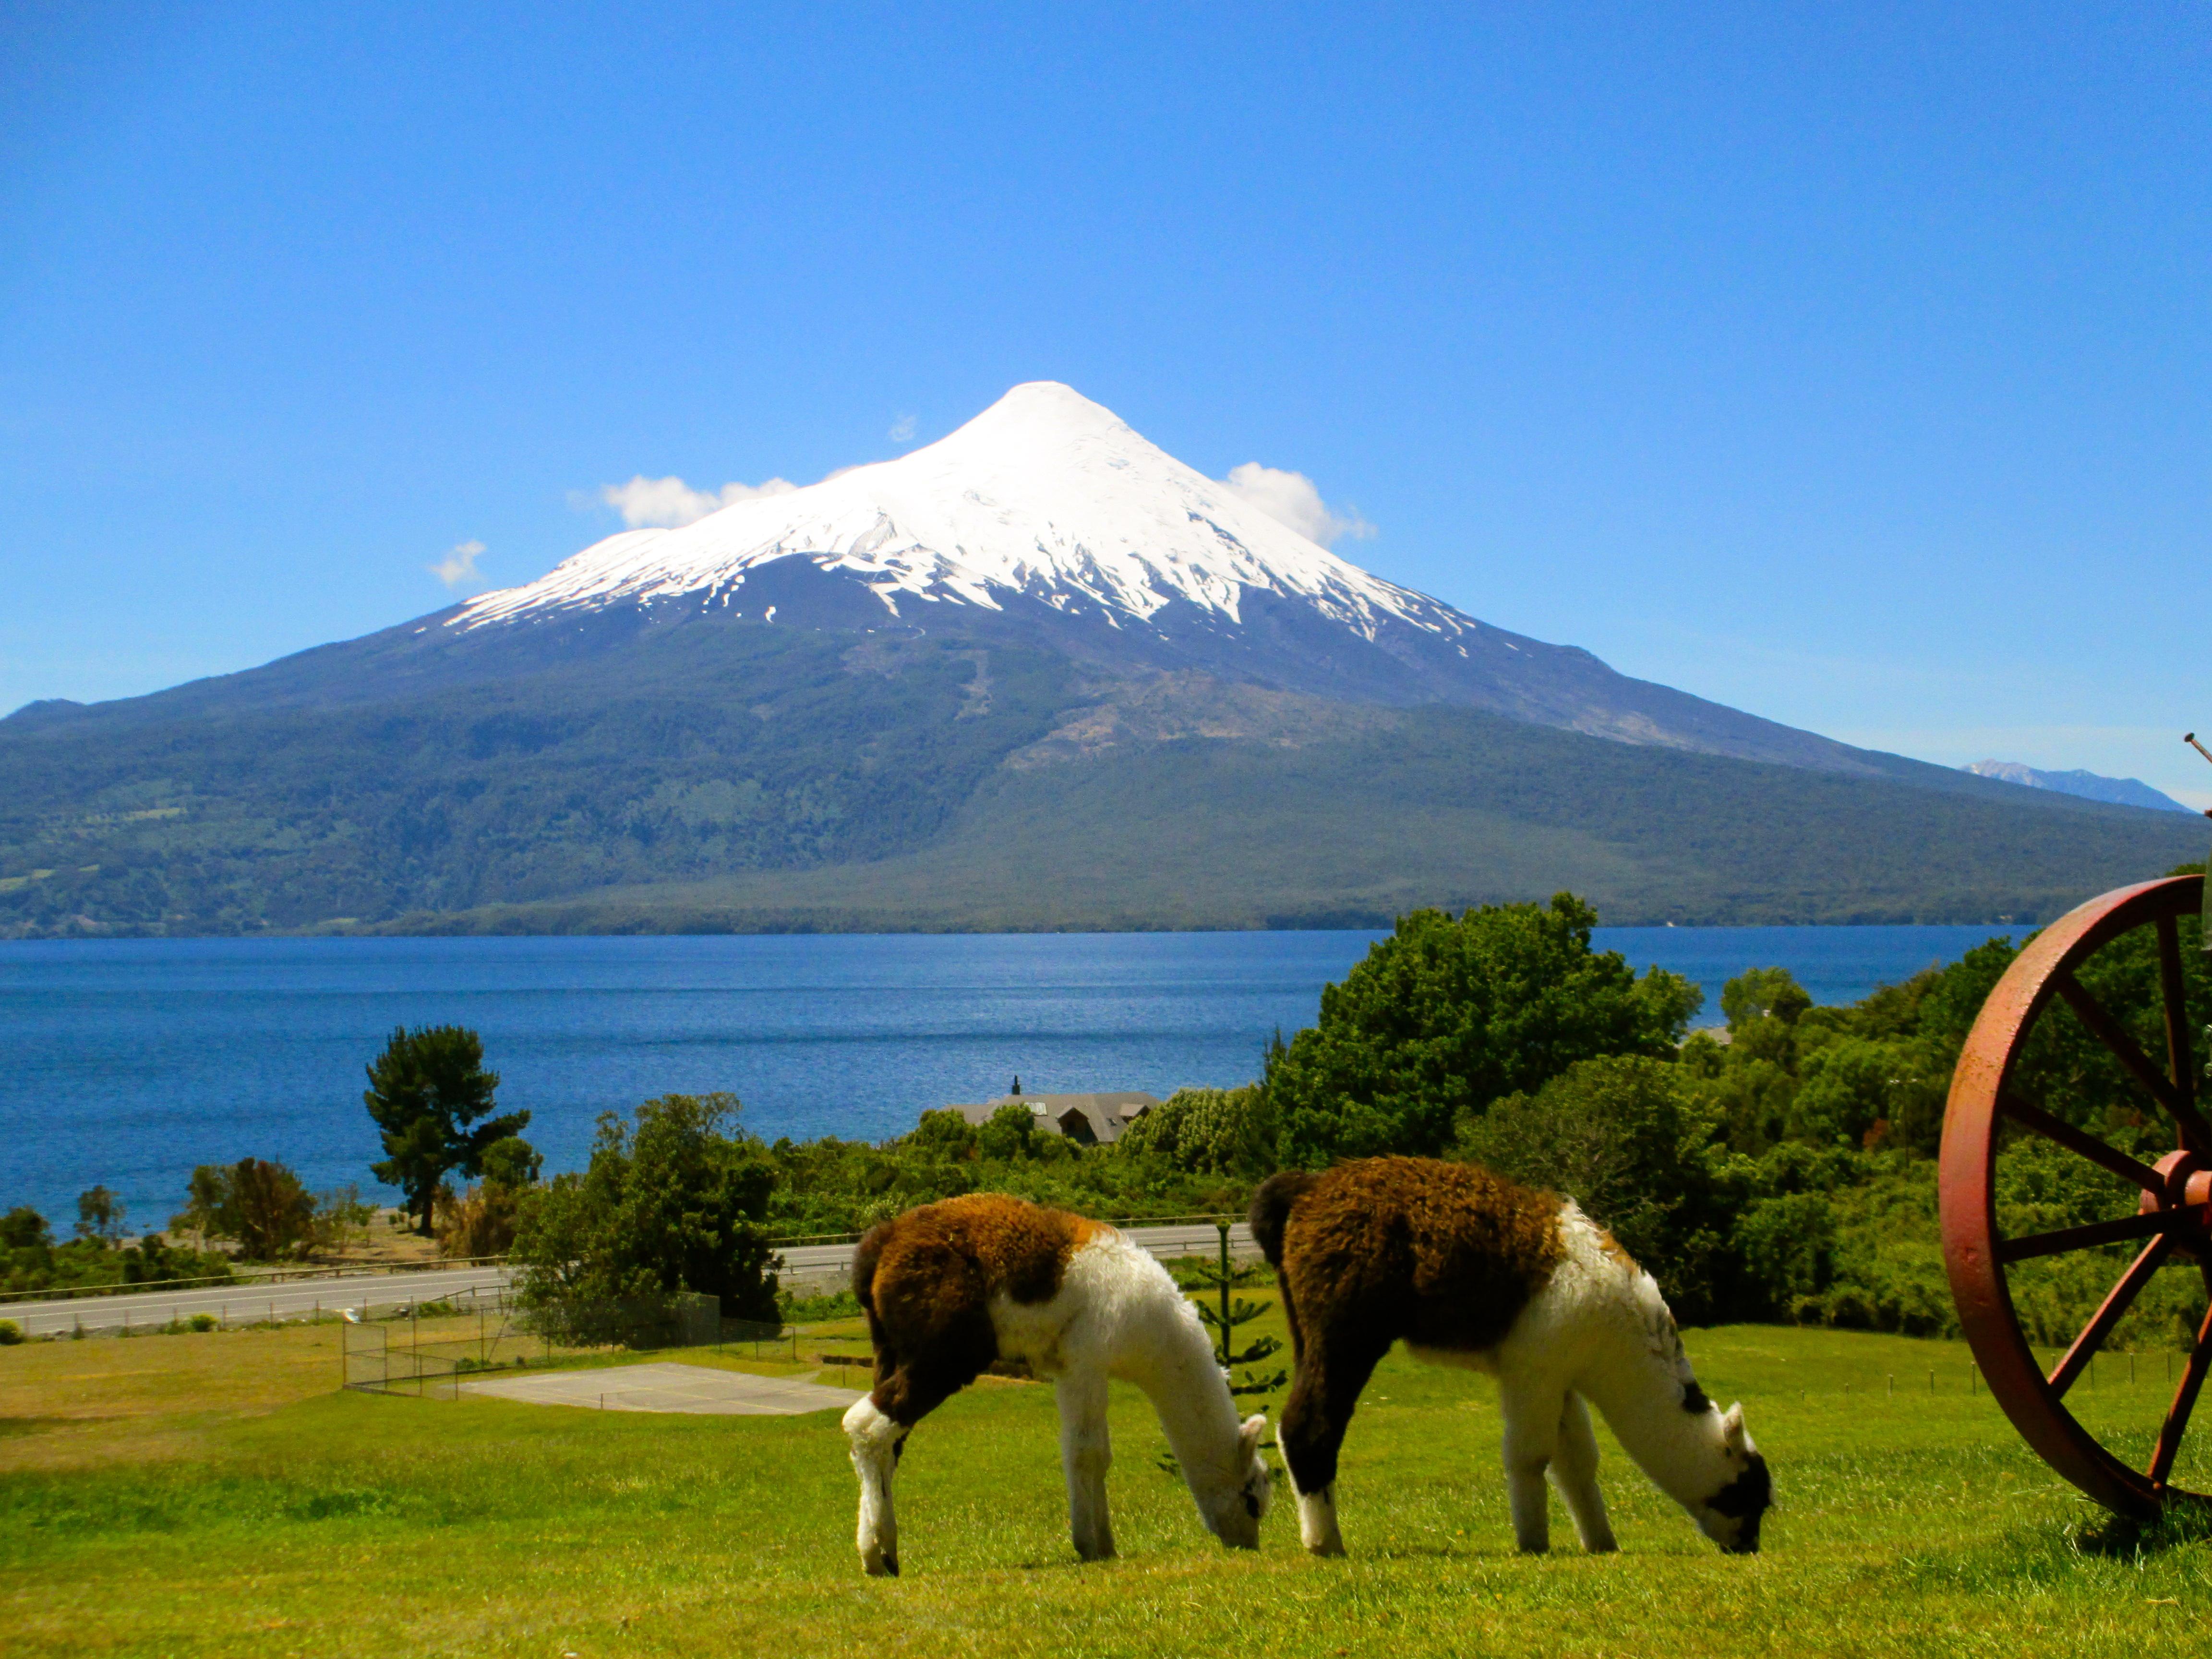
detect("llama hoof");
top-left (1304, 1535), bottom-right (1347, 1558)
top-left (860, 1545), bottom-right (899, 1576)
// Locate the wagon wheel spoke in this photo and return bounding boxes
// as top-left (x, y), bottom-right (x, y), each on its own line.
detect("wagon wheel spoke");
top-left (2047, 1233), bottom-right (2175, 1398)
top-left (2155, 914), bottom-right (2199, 1113)
top-left (1996, 1208), bottom-right (2183, 1264)
top-left (2053, 970), bottom-right (2212, 1150)
top-left (2147, 1289), bottom-right (2212, 1490)
top-left (1999, 1093), bottom-right (2163, 1194)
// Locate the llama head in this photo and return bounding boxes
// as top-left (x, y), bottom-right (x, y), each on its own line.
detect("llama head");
top-left (1200, 1413), bottom-right (1274, 1548)
top-left (1688, 1401), bottom-right (1770, 1554)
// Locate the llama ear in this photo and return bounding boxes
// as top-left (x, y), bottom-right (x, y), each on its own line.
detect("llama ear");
top-left (1239, 1414), bottom-right (1267, 1458)
top-left (1721, 1402), bottom-right (1746, 1449)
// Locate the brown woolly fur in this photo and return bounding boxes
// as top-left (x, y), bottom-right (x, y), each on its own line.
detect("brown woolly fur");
top-left (854, 1195), bottom-right (1107, 1427)
top-left (1263, 1157), bottom-right (1566, 1496)
top-left (1249, 1170), bottom-right (1321, 1269)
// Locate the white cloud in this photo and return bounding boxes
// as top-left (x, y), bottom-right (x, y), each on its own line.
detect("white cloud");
top-left (598, 474), bottom-right (797, 529)
top-left (888, 413), bottom-right (916, 443)
top-left (428, 539), bottom-right (486, 590)
top-left (1218, 462), bottom-right (1376, 548)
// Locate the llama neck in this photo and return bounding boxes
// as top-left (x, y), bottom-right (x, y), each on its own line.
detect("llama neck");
top-left (1119, 1267), bottom-right (1247, 1505)
top-left (1575, 1322), bottom-right (1727, 1514)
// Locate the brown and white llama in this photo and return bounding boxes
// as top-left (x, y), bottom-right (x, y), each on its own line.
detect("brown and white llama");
top-left (1252, 1156), bottom-right (1770, 1556)
top-left (840, 1194), bottom-right (1272, 1576)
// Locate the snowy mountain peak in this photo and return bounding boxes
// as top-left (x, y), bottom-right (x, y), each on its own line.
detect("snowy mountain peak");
top-left (451, 384), bottom-right (1467, 643)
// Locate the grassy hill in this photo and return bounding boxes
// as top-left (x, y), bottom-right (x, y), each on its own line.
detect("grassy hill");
top-left (4, 1305), bottom-right (2207, 1657)
top-left (1, 620), bottom-right (2201, 936)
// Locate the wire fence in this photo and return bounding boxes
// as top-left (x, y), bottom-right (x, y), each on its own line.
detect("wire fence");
top-left (339, 1290), bottom-right (795, 1400)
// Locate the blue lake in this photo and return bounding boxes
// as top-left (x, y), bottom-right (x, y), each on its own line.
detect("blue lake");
top-left (0, 925), bottom-right (2022, 1227)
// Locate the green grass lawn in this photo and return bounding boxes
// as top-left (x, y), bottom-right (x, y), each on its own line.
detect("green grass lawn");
top-left (4, 1297), bottom-right (2211, 1658)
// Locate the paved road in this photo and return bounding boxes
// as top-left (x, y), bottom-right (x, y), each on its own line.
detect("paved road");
top-left (1, 1221), bottom-right (1260, 1337)
top-left (2, 1265), bottom-right (512, 1338)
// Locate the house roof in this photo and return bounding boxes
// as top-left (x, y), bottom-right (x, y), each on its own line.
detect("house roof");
top-left (943, 1091), bottom-right (1160, 1145)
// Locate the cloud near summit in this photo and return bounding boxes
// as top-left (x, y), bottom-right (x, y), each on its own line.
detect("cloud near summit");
top-left (600, 474), bottom-right (797, 529)
top-left (1218, 463), bottom-right (1375, 548)
top-left (590, 455), bottom-right (1373, 547)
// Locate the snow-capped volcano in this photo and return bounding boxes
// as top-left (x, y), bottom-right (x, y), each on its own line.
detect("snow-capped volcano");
top-left (425, 381), bottom-right (1881, 772)
top-left (456, 381), bottom-right (1467, 643)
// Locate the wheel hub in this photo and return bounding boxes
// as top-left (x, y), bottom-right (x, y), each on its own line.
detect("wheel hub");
top-left (2141, 1149), bottom-right (2212, 1262)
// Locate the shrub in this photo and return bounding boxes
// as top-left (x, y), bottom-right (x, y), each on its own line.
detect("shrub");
top-left (172, 1159), bottom-right (318, 1261)
top-left (434, 1182), bottom-right (523, 1259)
top-left (512, 1093), bottom-right (781, 1333)
top-left (1268, 893), bottom-right (1703, 1166)
top-left (905, 1110), bottom-right (979, 1162)
top-left (187, 1313), bottom-right (217, 1332)
top-left (0, 1318), bottom-right (22, 1345)
top-left (1115, 1085), bottom-right (1276, 1178)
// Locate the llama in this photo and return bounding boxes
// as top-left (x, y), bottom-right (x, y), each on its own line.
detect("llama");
top-left (840, 1194), bottom-right (1272, 1576)
top-left (1251, 1157), bottom-right (1770, 1556)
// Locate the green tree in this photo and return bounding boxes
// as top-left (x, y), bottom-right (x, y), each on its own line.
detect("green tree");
top-left (172, 1159), bottom-right (321, 1260)
top-left (976, 1101), bottom-right (1041, 1161)
top-left (1268, 894), bottom-right (1703, 1166)
top-left (512, 1094), bottom-right (780, 1328)
top-left (1455, 1053), bottom-right (1741, 1320)
top-left (363, 1025), bottom-right (529, 1233)
top-left (1115, 1086), bottom-right (1277, 1178)
top-left (905, 1109), bottom-right (979, 1162)
top-left (479, 1135), bottom-right (542, 1190)
top-left (73, 1185), bottom-right (124, 1245)
top-left (1720, 966), bottom-right (1813, 1032)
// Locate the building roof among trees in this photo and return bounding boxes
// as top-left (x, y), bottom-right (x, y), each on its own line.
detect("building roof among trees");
top-left (942, 1092), bottom-right (1160, 1146)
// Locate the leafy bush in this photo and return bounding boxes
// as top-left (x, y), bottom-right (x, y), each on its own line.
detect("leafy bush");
top-left (1, 1200), bottom-right (234, 1296)
top-left (512, 1094), bottom-right (780, 1331)
top-left (1114, 1086), bottom-right (1276, 1178)
top-left (172, 1160), bottom-right (317, 1261)
top-left (1267, 893), bottom-right (1703, 1166)
top-left (0, 1319), bottom-right (22, 1345)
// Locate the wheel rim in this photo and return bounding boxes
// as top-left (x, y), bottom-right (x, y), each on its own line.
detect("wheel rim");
top-left (1941, 874), bottom-right (2212, 1516)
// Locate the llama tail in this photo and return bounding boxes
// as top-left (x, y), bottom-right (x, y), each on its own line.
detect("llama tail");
top-left (1248, 1171), bottom-right (1322, 1269)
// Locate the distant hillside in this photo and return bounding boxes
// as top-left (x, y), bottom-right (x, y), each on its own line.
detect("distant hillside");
top-left (1962, 758), bottom-right (2195, 814)
top-left (2, 630), bottom-right (2200, 936)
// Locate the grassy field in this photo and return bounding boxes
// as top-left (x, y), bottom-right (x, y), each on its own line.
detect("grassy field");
top-left (5, 1296), bottom-right (2212, 1658)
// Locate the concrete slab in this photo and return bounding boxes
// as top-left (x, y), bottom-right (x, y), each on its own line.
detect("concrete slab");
top-left (459, 1360), bottom-right (865, 1416)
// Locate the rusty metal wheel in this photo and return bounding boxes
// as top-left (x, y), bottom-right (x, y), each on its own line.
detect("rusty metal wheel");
top-left (1941, 873), bottom-right (2212, 1516)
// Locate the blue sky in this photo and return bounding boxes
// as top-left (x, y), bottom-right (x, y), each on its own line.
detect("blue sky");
top-left (4, 3), bottom-right (2209, 805)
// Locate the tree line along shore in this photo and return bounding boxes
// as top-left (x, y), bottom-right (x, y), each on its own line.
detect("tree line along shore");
top-left (5, 876), bottom-right (2206, 1354)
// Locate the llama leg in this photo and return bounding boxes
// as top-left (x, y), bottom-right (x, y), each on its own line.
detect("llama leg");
top-left (1548, 1391), bottom-right (1617, 1554)
top-left (1055, 1370), bottom-right (1116, 1562)
top-left (844, 1358), bottom-right (972, 1576)
top-left (1497, 1378), bottom-right (1565, 1553)
top-left (1277, 1332), bottom-right (1388, 1558)
top-left (842, 1392), bottom-right (909, 1576)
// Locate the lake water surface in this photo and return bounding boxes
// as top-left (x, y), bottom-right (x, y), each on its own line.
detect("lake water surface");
top-left (0, 925), bottom-right (2021, 1227)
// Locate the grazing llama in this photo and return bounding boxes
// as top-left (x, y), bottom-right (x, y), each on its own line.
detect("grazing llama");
top-left (840, 1195), bottom-right (1272, 1576)
top-left (1251, 1157), bottom-right (1770, 1556)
